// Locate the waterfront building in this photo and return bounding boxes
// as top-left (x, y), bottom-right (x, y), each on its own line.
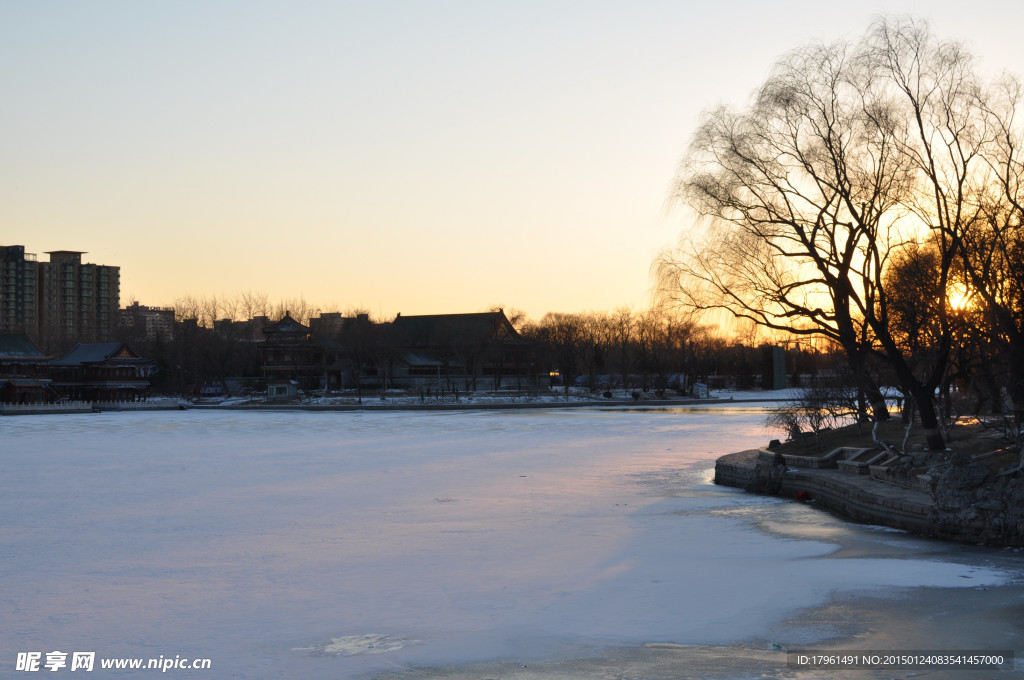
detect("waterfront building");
top-left (0, 332), bottom-right (52, 403)
top-left (49, 341), bottom-right (153, 402)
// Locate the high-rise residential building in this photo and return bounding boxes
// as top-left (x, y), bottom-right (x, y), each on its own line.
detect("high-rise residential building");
top-left (120, 301), bottom-right (176, 342)
top-left (0, 246), bottom-right (39, 334)
top-left (38, 251), bottom-right (120, 346)
top-left (0, 246), bottom-right (120, 349)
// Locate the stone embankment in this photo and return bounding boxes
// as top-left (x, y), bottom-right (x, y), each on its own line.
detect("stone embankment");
top-left (715, 448), bottom-right (1024, 546)
top-left (0, 399), bottom-right (188, 415)
top-left (930, 451), bottom-right (1024, 547)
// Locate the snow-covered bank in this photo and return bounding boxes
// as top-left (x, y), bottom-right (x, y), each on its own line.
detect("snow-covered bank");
top-left (2, 408), bottom-right (1018, 679)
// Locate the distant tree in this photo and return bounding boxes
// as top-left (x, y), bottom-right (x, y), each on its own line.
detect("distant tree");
top-left (238, 291), bottom-right (271, 325)
top-left (608, 307), bottom-right (636, 392)
top-left (527, 313), bottom-right (585, 397)
top-left (169, 293), bottom-right (266, 396)
top-left (270, 297), bottom-right (315, 325)
top-left (576, 312), bottom-right (609, 393)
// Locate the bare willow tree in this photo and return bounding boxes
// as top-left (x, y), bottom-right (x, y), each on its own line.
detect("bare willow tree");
top-left (657, 17), bottom-right (1005, 451)
top-left (968, 76), bottom-right (1024, 434)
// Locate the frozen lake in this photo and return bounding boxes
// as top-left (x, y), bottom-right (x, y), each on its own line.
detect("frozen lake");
top-left (1, 406), bottom-right (1020, 678)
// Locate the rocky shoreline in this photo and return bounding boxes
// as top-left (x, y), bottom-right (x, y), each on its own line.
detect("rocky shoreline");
top-left (715, 447), bottom-right (1024, 547)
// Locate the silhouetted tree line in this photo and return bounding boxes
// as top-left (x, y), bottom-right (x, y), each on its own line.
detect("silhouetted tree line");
top-left (114, 294), bottom-right (273, 396)
top-left (520, 307), bottom-right (831, 397)
top-left (114, 292), bottom-right (827, 399)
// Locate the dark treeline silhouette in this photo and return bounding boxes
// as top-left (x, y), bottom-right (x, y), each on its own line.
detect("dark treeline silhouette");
top-left (520, 308), bottom-right (760, 397)
top-left (111, 293), bottom-right (837, 400)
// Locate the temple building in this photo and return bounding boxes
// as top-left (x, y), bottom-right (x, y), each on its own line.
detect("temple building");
top-left (0, 332), bottom-right (52, 404)
top-left (49, 342), bottom-right (153, 402)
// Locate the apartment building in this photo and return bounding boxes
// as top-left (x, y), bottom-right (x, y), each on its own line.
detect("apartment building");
top-left (0, 246), bottom-right (120, 348)
top-left (120, 301), bottom-right (176, 342)
top-left (0, 245), bottom-right (39, 334)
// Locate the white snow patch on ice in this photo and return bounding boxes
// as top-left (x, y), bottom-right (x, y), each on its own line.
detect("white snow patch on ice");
top-left (293, 634), bottom-right (417, 656)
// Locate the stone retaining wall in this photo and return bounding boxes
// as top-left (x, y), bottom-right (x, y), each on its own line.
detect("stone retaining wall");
top-left (779, 469), bottom-right (934, 535)
top-left (1, 400), bottom-right (187, 415)
top-left (713, 448), bottom-right (1024, 545)
top-left (930, 452), bottom-right (1024, 547)
top-left (713, 450), bottom-right (761, 488)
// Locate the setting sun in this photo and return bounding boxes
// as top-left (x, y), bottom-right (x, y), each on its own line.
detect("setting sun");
top-left (948, 284), bottom-right (972, 310)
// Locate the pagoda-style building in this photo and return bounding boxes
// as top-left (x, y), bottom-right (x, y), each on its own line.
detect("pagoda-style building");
top-left (259, 313), bottom-right (324, 394)
top-left (49, 342), bottom-right (153, 402)
top-left (0, 333), bottom-right (53, 404)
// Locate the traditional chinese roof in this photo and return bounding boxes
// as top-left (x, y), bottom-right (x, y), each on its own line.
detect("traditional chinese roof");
top-left (262, 313), bottom-right (310, 337)
top-left (0, 333), bottom-right (47, 360)
top-left (390, 311), bottom-right (519, 347)
top-left (50, 342), bottom-right (148, 366)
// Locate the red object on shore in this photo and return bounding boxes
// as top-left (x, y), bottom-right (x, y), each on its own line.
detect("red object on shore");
top-left (795, 490), bottom-right (812, 502)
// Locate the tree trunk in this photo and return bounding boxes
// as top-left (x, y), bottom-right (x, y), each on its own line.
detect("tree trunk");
top-left (865, 384), bottom-right (890, 422)
top-left (848, 352), bottom-right (889, 421)
top-left (1009, 347), bottom-right (1024, 438)
top-left (911, 383), bottom-right (945, 451)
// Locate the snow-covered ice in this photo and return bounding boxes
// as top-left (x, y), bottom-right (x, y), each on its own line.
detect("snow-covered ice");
top-left (1, 406), bottom-right (1017, 678)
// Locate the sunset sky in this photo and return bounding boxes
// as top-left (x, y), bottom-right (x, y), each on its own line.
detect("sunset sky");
top-left (3, 1), bottom-right (1023, 321)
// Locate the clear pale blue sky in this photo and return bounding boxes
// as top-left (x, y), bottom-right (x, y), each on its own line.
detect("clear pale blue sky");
top-left (3, 1), bottom-right (1022, 319)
